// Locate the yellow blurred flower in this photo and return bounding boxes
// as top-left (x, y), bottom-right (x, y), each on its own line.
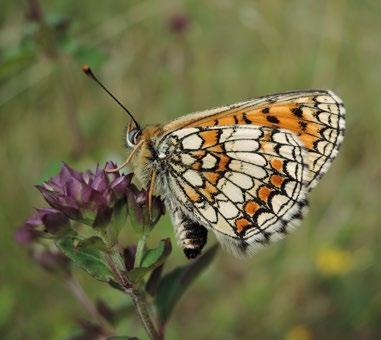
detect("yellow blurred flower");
top-left (315, 246), bottom-right (353, 275)
top-left (285, 324), bottom-right (312, 340)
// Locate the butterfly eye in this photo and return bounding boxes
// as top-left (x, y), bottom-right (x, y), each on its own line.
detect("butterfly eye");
top-left (126, 128), bottom-right (142, 147)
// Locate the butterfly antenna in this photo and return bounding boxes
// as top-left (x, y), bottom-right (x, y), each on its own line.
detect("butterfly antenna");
top-left (82, 64), bottom-right (140, 131)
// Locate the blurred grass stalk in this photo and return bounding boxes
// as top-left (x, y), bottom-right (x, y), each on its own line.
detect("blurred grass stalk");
top-left (65, 275), bottom-right (115, 336)
top-left (26, 0), bottom-right (85, 159)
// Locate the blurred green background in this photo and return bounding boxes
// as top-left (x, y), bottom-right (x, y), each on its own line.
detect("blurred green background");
top-left (1, 0), bottom-right (380, 339)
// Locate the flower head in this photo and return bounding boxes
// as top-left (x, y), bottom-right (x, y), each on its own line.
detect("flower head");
top-left (36, 162), bottom-right (132, 228)
top-left (15, 209), bottom-right (71, 273)
top-left (315, 246), bottom-right (354, 275)
top-left (15, 207), bottom-right (70, 245)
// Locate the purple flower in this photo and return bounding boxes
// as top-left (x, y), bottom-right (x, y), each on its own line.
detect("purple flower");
top-left (15, 209), bottom-right (71, 273)
top-left (14, 224), bottom-right (41, 246)
top-left (36, 207), bottom-right (70, 234)
top-left (36, 162), bottom-right (132, 228)
top-left (15, 207), bottom-right (70, 245)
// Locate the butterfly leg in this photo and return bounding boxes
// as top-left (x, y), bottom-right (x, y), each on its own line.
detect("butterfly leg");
top-left (170, 206), bottom-right (208, 259)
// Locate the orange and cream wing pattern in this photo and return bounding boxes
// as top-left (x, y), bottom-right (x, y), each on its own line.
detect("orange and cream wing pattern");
top-left (163, 90), bottom-right (345, 190)
top-left (157, 125), bottom-right (310, 256)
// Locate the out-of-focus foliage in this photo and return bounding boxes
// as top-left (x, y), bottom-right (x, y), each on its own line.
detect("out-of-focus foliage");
top-left (1, 0), bottom-right (380, 339)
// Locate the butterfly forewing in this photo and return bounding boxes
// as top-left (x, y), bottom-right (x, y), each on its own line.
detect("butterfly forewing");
top-left (162, 90), bottom-right (345, 190)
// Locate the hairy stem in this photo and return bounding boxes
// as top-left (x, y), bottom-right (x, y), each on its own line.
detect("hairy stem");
top-left (106, 249), bottom-right (160, 339)
top-left (128, 289), bottom-right (160, 340)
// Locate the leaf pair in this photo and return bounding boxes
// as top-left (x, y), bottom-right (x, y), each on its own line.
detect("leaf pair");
top-left (57, 237), bottom-right (173, 286)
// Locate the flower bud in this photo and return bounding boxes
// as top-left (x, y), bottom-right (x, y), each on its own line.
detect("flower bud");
top-left (127, 183), bottom-right (165, 231)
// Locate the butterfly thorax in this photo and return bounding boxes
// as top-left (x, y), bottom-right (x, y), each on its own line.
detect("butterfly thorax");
top-left (132, 125), bottom-right (169, 191)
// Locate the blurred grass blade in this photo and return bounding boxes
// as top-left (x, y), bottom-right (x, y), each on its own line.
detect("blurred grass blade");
top-left (155, 244), bottom-right (219, 324)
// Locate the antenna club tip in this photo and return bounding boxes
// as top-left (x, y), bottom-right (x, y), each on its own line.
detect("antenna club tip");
top-left (82, 64), bottom-right (91, 74)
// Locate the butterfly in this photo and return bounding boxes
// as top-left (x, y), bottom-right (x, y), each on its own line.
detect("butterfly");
top-left (83, 66), bottom-right (345, 259)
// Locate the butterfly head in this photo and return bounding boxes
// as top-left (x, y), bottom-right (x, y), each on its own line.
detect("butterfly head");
top-left (126, 121), bottom-right (142, 148)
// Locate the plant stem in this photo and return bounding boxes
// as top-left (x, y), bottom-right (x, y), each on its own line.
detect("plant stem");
top-left (106, 249), bottom-right (160, 339)
top-left (66, 275), bottom-right (114, 336)
top-left (128, 289), bottom-right (160, 340)
top-left (134, 231), bottom-right (149, 268)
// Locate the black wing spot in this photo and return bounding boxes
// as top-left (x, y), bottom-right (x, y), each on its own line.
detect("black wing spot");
top-left (266, 115), bottom-right (280, 124)
top-left (243, 113), bottom-right (252, 124)
top-left (298, 121), bottom-right (308, 131)
top-left (291, 107), bottom-right (303, 117)
top-left (262, 107), bottom-right (270, 114)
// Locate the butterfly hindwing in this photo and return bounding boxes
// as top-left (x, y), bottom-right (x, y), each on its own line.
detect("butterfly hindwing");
top-left (157, 125), bottom-right (310, 256)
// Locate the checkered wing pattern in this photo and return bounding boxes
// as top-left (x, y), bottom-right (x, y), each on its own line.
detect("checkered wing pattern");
top-left (158, 125), bottom-right (310, 256)
top-left (165, 90), bottom-right (345, 190)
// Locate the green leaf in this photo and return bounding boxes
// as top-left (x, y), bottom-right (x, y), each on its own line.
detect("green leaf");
top-left (108, 280), bottom-right (124, 292)
top-left (56, 238), bottom-right (114, 282)
top-left (145, 264), bottom-right (164, 297)
top-left (141, 238), bottom-right (172, 268)
top-left (155, 244), bottom-right (218, 324)
top-left (76, 236), bottom-right (109, 251)
top-left (125, 267), bottom-right (151, 284)
top-left (126, 239), bottom-right (172, 284)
